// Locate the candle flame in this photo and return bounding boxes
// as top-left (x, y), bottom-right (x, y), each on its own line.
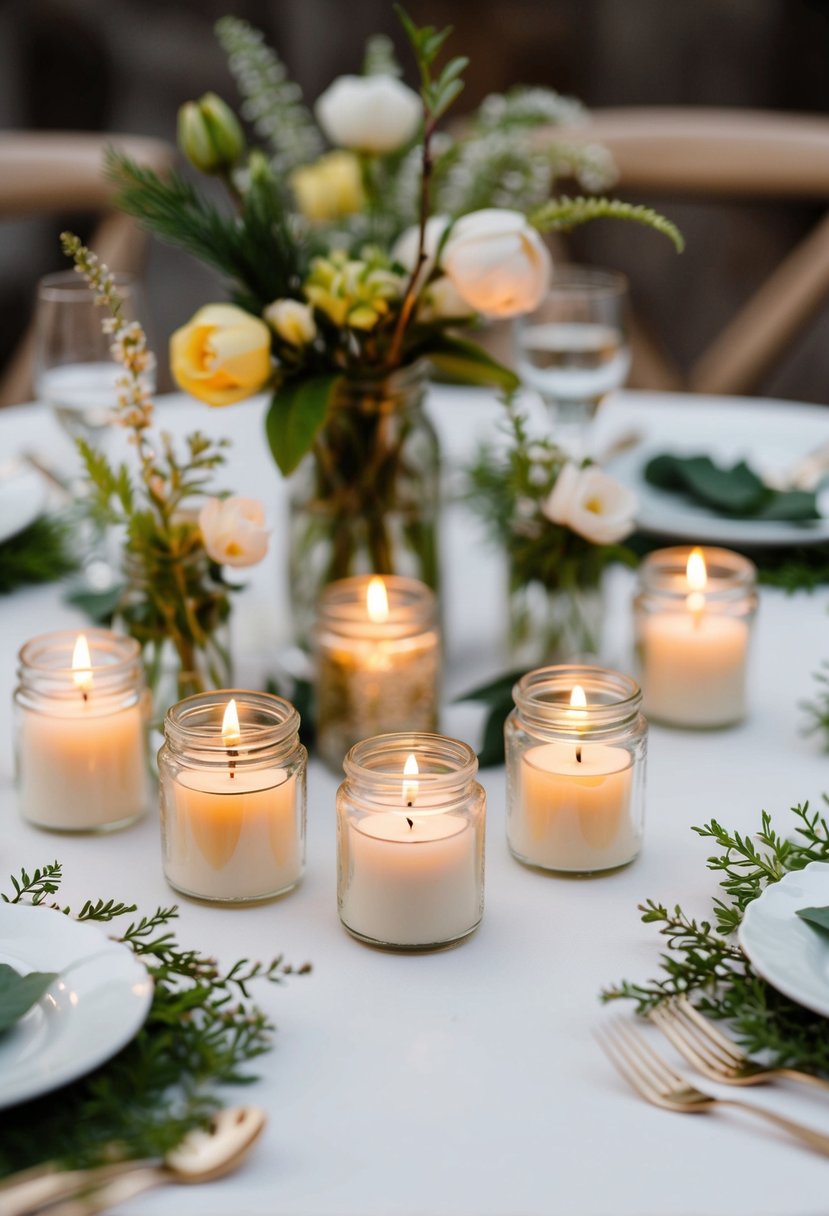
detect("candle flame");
top-left (402, 752), bottom-right (419, 808)
top-left (222, 698), bottom-right (241, 749)
top-left (686, 547), bottom-right (707, 618)
top-left (686, 548), bottom-right (707, 593)
top-left (569, 684), bottom-right (587, 762)
top-left (72, 633), bottom-right (93, 695)
top-left (366, 576), bottom-right (389, 624)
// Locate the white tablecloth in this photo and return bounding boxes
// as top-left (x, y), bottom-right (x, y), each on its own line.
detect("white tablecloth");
top-left (1, 388), bottom-right (828, 1216)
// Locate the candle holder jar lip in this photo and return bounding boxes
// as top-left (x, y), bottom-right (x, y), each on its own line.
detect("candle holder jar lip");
top-left (317, 573), bottom-right (437, 640)
top-left (163, 688), bottom-right (302, 762)
top-left (638, 545), bottom-right (758, 601)
top-left (512, 664), bottom-right (643, 734)
top-left (343, 731), bottom-right (479, 800)
top-left (16, 629), bottom-right (143, 699)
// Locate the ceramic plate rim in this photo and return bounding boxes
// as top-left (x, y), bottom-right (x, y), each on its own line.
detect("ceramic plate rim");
top-left (738, 860), bottom-right (829, 1018)
top-left (0, 903), bottom-right (153, 1109)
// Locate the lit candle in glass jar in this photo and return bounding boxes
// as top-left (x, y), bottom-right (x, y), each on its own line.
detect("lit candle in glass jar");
top-left (159, 690), bottom-right (307, 903)
top-left (635, 546), bottom-right (758, 727)
top-left (506, 666), bottom-right (647, 873)
top-left (337, 734), bottom-right (485, 949)
top-left (14, 629), bottom-right (148, 832)
top-left (315, 575), bottom-right (440, 771)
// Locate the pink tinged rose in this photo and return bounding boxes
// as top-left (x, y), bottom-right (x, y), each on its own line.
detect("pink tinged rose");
top-left (441, 209), bottom-right (552, 318)
top-left (199, 496), bottom-right (270, 568)
top-left (542, 464), bottom-right (638, 545)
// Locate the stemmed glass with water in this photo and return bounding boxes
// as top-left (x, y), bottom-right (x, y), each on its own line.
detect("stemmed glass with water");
top-left (515, 265), bottom-right (630, 459)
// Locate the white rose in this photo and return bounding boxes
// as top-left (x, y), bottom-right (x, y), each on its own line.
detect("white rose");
top-left (442, 208), bottom-right (552, 318)
top-left (315, 75), bottom-right (421, 154)
top-left (542, 464), bottom-right (637, 545)
top-left (199, 496), bottom-right (270, 568)
top-left (392, 215), bottom-right (451, 284)
top-left (264, 298), bottom-right (317, 346)
top-left (417, 276), bottom-right (474, 322)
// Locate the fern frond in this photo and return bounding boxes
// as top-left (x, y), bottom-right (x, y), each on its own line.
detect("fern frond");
top-left (216, 16), bottom-right (323, 174)
top-left (531, 195), bottom-right (684, 252)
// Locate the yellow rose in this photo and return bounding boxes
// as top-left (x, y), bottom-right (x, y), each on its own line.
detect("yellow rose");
top-left (170, 304), bottom-right (272, 407)
top-left (290, 151), bottom-right (364, 223)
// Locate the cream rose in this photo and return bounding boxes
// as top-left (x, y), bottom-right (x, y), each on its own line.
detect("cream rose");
top-left (199, 496), bottom-right (270, 568)
top-left (290, 150), bottom-right (364, 221)
top-left (315, 74), bottom-right (421, 154)
top-left (264, 299), bottom-right (317, 346)
top-left (170, 304), bottom-right (271, 407)
top-left (542, 464), bottom-right (637, 545)
top-left (441, 209), bottom-right (552, 318)
top-left (392, 215), bottom-right (450, 284)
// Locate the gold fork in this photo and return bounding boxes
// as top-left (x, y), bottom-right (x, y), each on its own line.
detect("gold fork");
top-left (650, 996), bottom-right (829, 1091)
top-left (596, 1018), bottom-right (829, 1156)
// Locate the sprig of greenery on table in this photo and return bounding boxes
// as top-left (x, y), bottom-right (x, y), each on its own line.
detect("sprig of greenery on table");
top-left (803, 661), bottom-right (829, 750)
top-left (0, 516), bottom-right (77, 595)
top-left (0, 861), bottom-right (310, 1175)
top-left (602, 801), bottom-right (829, 1073)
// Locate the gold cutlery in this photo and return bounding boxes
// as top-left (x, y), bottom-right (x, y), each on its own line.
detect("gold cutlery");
top-left (0, 1105), bottom-right (266, 1216)
top-left (596, 1017), bottom-right (829, 1156)
top-left (650, 996), bottom-right (829, 1091)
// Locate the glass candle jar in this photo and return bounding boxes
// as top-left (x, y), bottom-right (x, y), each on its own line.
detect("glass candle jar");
top-left (159, 690), bottom-right (306, 903)
top-left (337, 733), bottom-right (485, 950)
top-left (505, 665), bottom-right (647, 874)
top-left (634, 546), bottom-right (758, 728)
top-left (14, 629), bottom-right (148, 832)
top-left (315, 574), bottom-right (440, 771)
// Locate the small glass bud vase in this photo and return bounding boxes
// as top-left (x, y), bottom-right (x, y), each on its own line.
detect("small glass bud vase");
top-left (633, 546), bottom-right (758, 728)
top-left (336, 733), bottom-right (486, 950)
top-left (505, 665), bottom-right (647, 874)
top-left (14, 629), bottom-right (148, 833)
top-left (159, 690), bottom-right (306, 903)
top-left (315, 574), bottom-right (440, 771)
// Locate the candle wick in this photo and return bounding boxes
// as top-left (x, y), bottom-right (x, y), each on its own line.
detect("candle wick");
top-left (229, 747), bottom-right (238, 780)
top-left (406, 816), bottom-right (414, 829)
top-left (576, 744), bottom-right (582, 764)
top-left (82, 691), bottom-right (88, 704)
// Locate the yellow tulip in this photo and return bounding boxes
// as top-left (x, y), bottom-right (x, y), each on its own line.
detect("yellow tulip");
top-left (170, 304), bottom-right (272, 407)
top-left (290, 151), bottom-right (364, 223)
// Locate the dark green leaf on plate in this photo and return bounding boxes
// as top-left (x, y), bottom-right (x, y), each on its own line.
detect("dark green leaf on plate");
top-left (0, 963), bottom-right (58, 1033)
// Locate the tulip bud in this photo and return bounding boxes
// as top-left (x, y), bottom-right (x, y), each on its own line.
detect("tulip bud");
top-left (177, 92), bottom-right (245, 175)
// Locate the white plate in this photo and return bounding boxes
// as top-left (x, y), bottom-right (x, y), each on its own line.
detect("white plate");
top-left (0, 903), bottom-right (153, 1109)
top-left (606, 395), bottom-right (829, 547)
top-left (739, 861), bottom-right (829, 1018)
top-left (0, 465), bottom-right (47, 544)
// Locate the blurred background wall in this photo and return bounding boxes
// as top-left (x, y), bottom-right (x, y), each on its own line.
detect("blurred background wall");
top-left (2, 0), bottom-right (829, 399)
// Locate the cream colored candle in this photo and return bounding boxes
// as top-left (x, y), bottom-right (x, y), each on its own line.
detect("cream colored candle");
top-left (161, 697), bottom-right (304, 902)
top-left (15, 632), bottom-right (147, 832)
top-left (639, 548), bottom-right (750, 727)
top-left (338, 743), bottom-right (485, 948)
top-left (512, 740), bottom-right (636, 872)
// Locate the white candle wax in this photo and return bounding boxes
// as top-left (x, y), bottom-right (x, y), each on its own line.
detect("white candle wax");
top-left (163, 767), bottom-right (301, 901)
top-left (340, 809), bottom-right (482, 947)
top-left (510, 741), bottom-right (636, 872)
top-left (17, 697), bottom-right (147, 831)
top-left (640, 612), bottom-right (748, 727)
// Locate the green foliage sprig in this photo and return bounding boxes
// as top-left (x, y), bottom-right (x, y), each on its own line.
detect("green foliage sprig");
top-left (0, 861), bottom-right (310, 1174)
top-left (803, 661), bottom-right (829, 750)
top-left (60, 234), bottom-right (235, 697)
top-left (0, 515), bottom-right (77, 594)
top-left (531, 196), bottom-right (685, 252)
top-left (602, 801), bottom-right (829, 1073)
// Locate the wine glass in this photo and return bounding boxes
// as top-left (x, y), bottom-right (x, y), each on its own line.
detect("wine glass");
top-left (514, 266), bottom-right (631, 459)
top-left (33, 270), bottom-right (155, 449)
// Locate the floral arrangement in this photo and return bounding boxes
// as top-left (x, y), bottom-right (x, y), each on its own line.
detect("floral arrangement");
top-left (61, 234), bottom-right (269, 704)
top-left (467, 397), bottom-right (637, 662)
top-left (108, 9), bottom-right (681, 475)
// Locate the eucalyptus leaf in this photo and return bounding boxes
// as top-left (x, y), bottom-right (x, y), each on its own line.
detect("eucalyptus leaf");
top-left (265, 375), bottom-right (339, 476)
top-left (795, 905), bottom-right (829, 936)
top-left (0, 964), bottom-right (58, 1033)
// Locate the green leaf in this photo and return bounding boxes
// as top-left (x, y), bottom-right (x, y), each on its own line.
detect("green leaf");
top-left (478, 704), bottom-right (509, 768)
top-left (65, 583), bottom-right (125, 625)
top-left (425, 335), bottom-right (520, 392)
top-left (531, 196), bottom-right (684, 253)
top-left (265, 376), bottom-right (340, 477)
top-left (644, 453), bottom-right (820, 520)
top-left (455, 669), bottom-right (525, 707)
top-left (0, 964), bottom-right (58, 1033)
top-left (796, 905), bottom-right (829, 935)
